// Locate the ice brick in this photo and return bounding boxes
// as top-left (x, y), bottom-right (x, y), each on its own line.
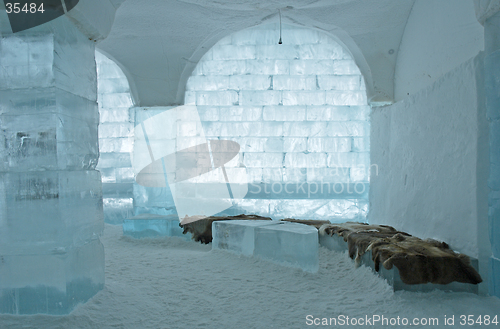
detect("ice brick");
top-left (239, 90), bottom-right (282, 106)
top-left (98, 137), bottom-right (133, 153)
top-left (256, 45), bottom-right (300, 60)
top-left (317, 75), bottom-right (361, 90)
top-left (307, 137), bottom-right (351, 152)
top-left (0, 238), bottom-right (104, 314)
top-left (283, 122), bottom-right (327, 137)
top-left (212, 220), bottom-right (278, 255)
top-left (273, 76), bottom-right (316, 91)
top-left (219, 106), bottom-right (262, 121)
top-left (1, 114), bottom-right (98, 171)
top-left (282, 91), bottom-right (326, 106)
top-left (97, 152), bottom-right (132, 168)
top-left (1, 32), bottom-right (97, 100)
top-left (133, 183), bottom-right (175, 208)
top-left (253, 222), bottom-right (319, 272)
top-left (244, 153), bottom-right (283, 168)
top-left (263, 106), bottom-right (306, 121)
top-left (306, 106), bottom-right (370, 121)
top-left (244, 59), bottom-right (289, 75)
top-left (284, 152), bottom-right (327, 168)
top-left (327, 121), bottom-right (369, 137)
top-left (297, 44), bottom-right (344, 60)
top-left (0, 170), bottom-right (103, 251)
top-left (283, 137), bottom-right (307, 152)
top-left (212, 45), bottom-right (256, 60)
top-left (99, 93), bottom-right (133, 109)
top-left (98, 123), bottom-right (133, 141)
top-left (196, 91), bottom-right (239, 106)
top-left (123, 214), bottom-right (190, 239)
top-left (99, 108), bottom-right (135, 123)
top-left (102, 197), bottom-right (134, 224)
top-left (325, 91), bottom-right (367, 106)
top-left (228, 75), bottom-right (271, 90)
top-left (327, 152), bottom-right (369, 168)
top-left (186, 75), bottom-right (230, 91)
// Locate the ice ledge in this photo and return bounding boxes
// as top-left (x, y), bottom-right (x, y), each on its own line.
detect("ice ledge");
top-left (212, 220), bottom-right (319, 273)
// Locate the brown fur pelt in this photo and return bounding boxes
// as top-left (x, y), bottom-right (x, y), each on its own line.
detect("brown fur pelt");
top-left (180, 214), bottom-right (272, 244)
top-left (368, 234), bottom-right (482, 285)
top-left (281, 218), bottom-right (331, 229)
top-left (319, 222), bottom-right (482, 285)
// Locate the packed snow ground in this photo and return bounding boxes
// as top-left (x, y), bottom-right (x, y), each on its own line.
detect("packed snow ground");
top-left (1, 224), bottom-right (500, 329)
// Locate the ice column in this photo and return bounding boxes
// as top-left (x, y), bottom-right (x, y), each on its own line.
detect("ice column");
top-left (0, 20), bottom-right (104, 314)
top-left (95, 51), bottom-right (134, 224)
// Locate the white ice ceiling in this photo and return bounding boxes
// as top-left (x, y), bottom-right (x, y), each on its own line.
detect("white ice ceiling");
top-left (97, 0), bottom-right (416, 107)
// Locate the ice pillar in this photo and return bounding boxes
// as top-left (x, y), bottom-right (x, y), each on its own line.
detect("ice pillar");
top-left (0, 19), bottom-right (104, 314)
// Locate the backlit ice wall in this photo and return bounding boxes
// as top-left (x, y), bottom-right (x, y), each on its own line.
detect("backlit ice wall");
top-left (95, 51), bottom-right (134, 224)
top-left (182, 24), bottom-right (370, 221)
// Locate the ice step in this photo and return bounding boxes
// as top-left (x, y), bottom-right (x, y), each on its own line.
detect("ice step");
top-left (319, 233), bottom-right (479, 293)
top-left (123, 214), bottom-right (191, 240)
top-left (213, 220), bottom-right (319, 273)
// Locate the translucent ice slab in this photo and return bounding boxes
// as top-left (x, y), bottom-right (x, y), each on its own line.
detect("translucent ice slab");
top-left (0, 170), bottom-right (103, 254)
top-left (0, 237), bottom-right (104, 314)
top-left (213, 220), bottom-right (319, 272)
top-left (253, 222), bottom-right (319, 273)
top-left (0, 88), bottom-right (99, 171)
top-left (212, 220), bottom-right (280, 256)
top-left (123, 214), bottom-right (191, 239)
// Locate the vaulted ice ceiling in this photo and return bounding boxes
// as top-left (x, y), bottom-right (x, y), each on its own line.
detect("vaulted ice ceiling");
top-left (97, 0), bottom-right (416, 106)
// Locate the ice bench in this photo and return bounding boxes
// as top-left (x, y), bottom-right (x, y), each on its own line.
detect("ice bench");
top-left (319, 231), bottom-right (480, 294)
top-left (212, 220), bottom-right (319, 273)
top-left (123, 214), bottom-right (191, 240)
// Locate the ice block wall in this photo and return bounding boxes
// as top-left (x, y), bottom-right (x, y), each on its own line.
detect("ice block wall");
top-left (184, 24), bottom-right (370, 221)
top-left (95, 51), bottom-right (134, 224)
top-left (0, 18), bottom-right (104, 314)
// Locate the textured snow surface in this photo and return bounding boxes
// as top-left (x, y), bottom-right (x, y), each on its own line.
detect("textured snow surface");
top-left (1, 224), bottom-right (499, 329)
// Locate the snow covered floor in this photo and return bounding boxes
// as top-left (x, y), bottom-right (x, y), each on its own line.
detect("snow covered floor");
top-left (1, 224), bottom-right (500, 329)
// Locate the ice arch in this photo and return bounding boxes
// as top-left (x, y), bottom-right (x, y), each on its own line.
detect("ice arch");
top-left (95, 50), bottom-right (135, 224)
top-left (185, 23), bottom-right (370, 221)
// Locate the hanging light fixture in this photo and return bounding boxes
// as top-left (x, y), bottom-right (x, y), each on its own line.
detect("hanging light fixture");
top-left (278, 9), bottom-right (283, 44)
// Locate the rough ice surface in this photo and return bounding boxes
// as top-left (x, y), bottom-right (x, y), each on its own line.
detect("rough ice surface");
top-left (253, 221), bottom-right (319, 272)
top-left (185, 23), bottom-right (370, 221)
top-left (123, 214), bottom-right (190, 239)
top-left (95, 51), bottom-right (135, 224)
top-left (0, 22), bottom-right (104, 315)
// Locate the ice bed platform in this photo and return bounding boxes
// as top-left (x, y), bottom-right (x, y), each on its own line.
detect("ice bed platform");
top-left (319, 233), bottom-right (479, 294)
top-left (123, 214), bottom-right (191, 240)
top-left (212, 220), bottom-right (319, 273)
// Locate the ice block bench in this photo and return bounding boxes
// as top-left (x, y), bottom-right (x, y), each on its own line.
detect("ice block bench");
top-left (123, 214), bottom-right (191, 240)
top-left (212, 220), bottom-right (319, 273)
top-left (318, 222), bottom-right (482, 293)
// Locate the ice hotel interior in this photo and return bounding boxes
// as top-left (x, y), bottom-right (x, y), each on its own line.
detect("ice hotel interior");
top-left (1, 0), bottom-right (500, 328)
